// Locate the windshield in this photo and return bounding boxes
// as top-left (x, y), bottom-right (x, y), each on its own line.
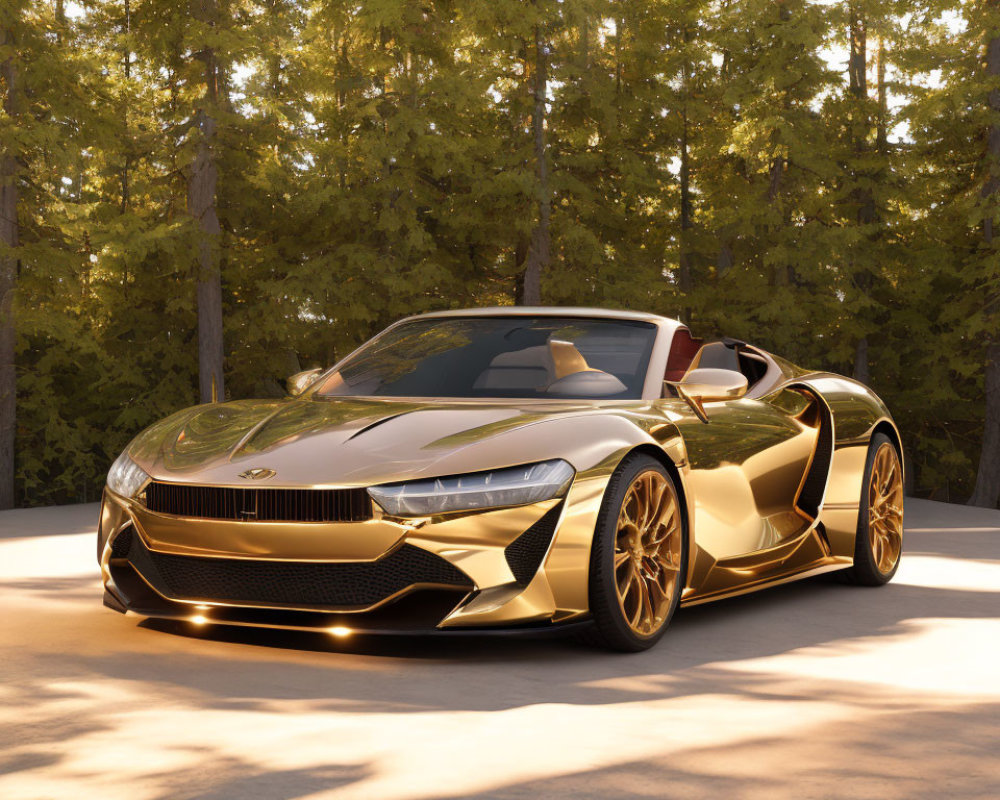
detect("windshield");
top-left (315, 316), bottom-right (657, 399)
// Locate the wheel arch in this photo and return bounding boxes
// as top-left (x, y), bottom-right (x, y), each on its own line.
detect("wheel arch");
top-left (872, 419), bottom-right (905, 483)
top-left (617, 443), bottom-right (694, 590)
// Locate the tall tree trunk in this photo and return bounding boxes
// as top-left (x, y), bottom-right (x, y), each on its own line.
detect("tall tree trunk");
top-left (615, 15), bottom-right (624, 95)
top-left (853, 337), bottom-right (870, 385)
top-left (55, 0), bottom-right (66, 42)
top-left (848, 5), bottom-right (866, 102)
top-left (678, 105), bottom-right (693, 323)
top-left (189, 0), bottom-right (224, 403)
top-left (521, 24), bottom-right (549, 306)
top-left (190, 108), bottom-right (224, 403)
top-left (678, 27), bottom-right (693, 324)
top-left (853, 35), bottom-right (887, 390)
top-left (266, 0), bottom-right (283, 100)
top-left (969, 26), bottom-right (1000, 508)
top-left (875, 35), bottom-right (888, 153)
top-left (0, 25), bottom-right (17, 509)
top-left (849, 3), bottom-right (873, 384)
top-left (121, 0), bottom-right (131, 213)
top-left (970, 344), bottom-right (1000, 507)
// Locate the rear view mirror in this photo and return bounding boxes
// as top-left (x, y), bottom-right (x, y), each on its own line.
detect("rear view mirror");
top-left (286, 368), bottom-right (323, 397)
top-left (666, 368), bottom-right (748, 423)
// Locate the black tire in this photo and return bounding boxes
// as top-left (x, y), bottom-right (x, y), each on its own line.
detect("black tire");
top-left (840, 432), bottom-right (903, 586)
top-left (583, 453), bottom-right (687, 652)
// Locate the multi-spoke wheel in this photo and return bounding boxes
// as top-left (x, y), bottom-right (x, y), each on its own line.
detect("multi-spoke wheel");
top-left (843, 432), bottom-right (904, 585)
top-left (586, 454), bottom-right (686, 651)
top-left (868, 441), bottom-right (903, 572)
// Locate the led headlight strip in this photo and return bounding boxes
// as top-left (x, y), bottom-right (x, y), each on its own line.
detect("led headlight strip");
top-left (106, 451), bottom-right (151, 499)
top-left (368, 459), bottom-right (575, 517)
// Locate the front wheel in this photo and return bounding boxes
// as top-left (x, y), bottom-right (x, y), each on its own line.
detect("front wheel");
top-left (841, 432), bottom-right (904, 585)
top-left (585, 454), bottom-right (687, 652)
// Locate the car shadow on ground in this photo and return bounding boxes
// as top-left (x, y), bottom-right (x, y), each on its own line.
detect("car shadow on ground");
top-left (97, 571), bottom-right (990, 712)
top-left (118, 514), bottom-right (994, 660)
top-left (0, 507), bottom-right (989, 715)
top-left (2, 499), bottom-right (997, 799)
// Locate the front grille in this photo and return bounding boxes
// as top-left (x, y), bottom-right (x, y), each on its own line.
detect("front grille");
top-left (123, 530), bottom-right (471, 610)
top-left (504, 502), bottom-right (563, 585)
top-left (143, 481), bottom-right (372, 522)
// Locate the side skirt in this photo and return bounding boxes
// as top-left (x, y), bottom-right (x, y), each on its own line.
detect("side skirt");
top-left (680, 558), bottom-right (852, 607)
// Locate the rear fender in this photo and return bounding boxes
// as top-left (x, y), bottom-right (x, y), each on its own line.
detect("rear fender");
top-left (797, 374), bottom-right (902, 558)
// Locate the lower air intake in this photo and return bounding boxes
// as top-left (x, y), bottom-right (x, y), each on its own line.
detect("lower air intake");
top-left (110, 527), bottom-right (134, 558)
top-left (504, 502), bottom-right (563, 585)
top-left (124, 534), bottom-right (471, 610)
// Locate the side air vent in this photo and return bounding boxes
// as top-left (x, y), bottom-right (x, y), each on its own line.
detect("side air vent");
top-left (143, 482), bottom-right (373, 523)
top-left (797, 396), bottom-right (834, 519)
top-left (504, 502), bottom-right (564, 585)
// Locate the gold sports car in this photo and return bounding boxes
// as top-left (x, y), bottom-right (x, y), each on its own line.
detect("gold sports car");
top-left (98, 308), bottom-right (904, 651)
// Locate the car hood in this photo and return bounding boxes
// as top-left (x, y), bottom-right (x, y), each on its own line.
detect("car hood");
top-left (126, 396), bottom-right (651, 487)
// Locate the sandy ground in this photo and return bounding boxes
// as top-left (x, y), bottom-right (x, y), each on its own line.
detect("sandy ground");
top-left (0, 498), bottom-right (997, 800)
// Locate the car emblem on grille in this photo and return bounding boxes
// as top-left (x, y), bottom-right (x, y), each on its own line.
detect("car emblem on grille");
top-left (238, 467), bottom-right (276, 480)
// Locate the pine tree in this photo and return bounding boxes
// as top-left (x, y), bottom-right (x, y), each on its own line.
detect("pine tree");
top-left (0, 0), bottom-right (992, 506)
top-left (1, 1), bottom-right (115, 505)
top-left (0, 8), bottom-right (20, 509)
top-left (188, 0), bottom-right (227, 403)
top-left (969, 0), bottom-right (1000, 506)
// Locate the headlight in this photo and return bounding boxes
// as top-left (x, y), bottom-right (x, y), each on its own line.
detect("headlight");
top-left (106, 451), bottom-right (150, 498)
top-left (368, 459), bottom-right (575, 517)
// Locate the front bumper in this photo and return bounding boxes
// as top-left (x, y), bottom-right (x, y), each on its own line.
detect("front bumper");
top-left (98, 472), bottom-right (610, 632)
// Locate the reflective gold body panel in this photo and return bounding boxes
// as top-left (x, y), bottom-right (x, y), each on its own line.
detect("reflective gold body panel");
top-left (98, 308), bottom-right (902, 633)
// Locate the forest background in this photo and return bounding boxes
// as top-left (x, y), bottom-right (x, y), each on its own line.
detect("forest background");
top-left (1, 0), bottom-right (998, 509)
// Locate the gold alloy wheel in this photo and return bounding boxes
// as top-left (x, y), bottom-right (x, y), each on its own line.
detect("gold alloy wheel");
top-left (868, 442), bottom-right (904, 574)
top-left (613, 470), bottom-right (683, 636)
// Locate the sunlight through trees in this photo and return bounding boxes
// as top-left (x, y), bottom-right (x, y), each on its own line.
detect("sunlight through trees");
top-left (0, 0), bottom-right (996, 507)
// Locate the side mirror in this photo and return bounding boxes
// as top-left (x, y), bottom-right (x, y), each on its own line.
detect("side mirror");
top-left (665, 368), bottom-right (748, 423)
top-left (286, 367), bottom-right (323, 397)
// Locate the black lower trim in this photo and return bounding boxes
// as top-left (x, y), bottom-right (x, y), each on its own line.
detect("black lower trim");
top-left (108, 557), bottom-right (581, 635)
top-left (132, 596), bottom-right (590, 638)
top-left (117, 529), bottom-right (471, 611)
top-left (109, 559), bottom-right (473, 632)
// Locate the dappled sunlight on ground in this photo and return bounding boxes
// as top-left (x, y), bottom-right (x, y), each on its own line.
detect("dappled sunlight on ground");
top-left (1, 498), bottom-right (997, 799)
top-left (891, 553), bottom-right (999, 592)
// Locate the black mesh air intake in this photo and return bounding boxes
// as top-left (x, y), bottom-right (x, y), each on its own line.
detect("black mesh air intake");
top-left (504, 502), bottom-right (563, 585)
top-left (110, 527), bottom-right (134, 558)
top-left (125, 534), bottom-right (471, 610)
top-left (143, 482), bottom-right (372, 523)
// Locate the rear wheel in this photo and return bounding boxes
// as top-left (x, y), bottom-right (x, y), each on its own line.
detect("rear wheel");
top-left (842, 433), bottom-right (904, 585)
top-left (585, 454), bottom-right (686, 652)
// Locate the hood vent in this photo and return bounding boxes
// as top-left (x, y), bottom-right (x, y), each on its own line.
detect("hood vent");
top-left (143, 482), bottom-right (372, 523)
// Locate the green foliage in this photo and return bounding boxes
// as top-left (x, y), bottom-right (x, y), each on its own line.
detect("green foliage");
top-left (1, 0), bottom-right (994, 504)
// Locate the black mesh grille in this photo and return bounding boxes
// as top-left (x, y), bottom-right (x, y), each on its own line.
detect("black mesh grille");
top-left (504, 502), bottom-right (563, 585)
top-left (125, 534), bottom-right (471, 610)
top-left (110, 527), bottom-right (133, 558)
top-left (143, 482), bottom-right (372, 523)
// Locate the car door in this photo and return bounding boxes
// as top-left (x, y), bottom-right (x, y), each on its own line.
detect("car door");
top-left (662, 385), bottom-right (824, 596)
